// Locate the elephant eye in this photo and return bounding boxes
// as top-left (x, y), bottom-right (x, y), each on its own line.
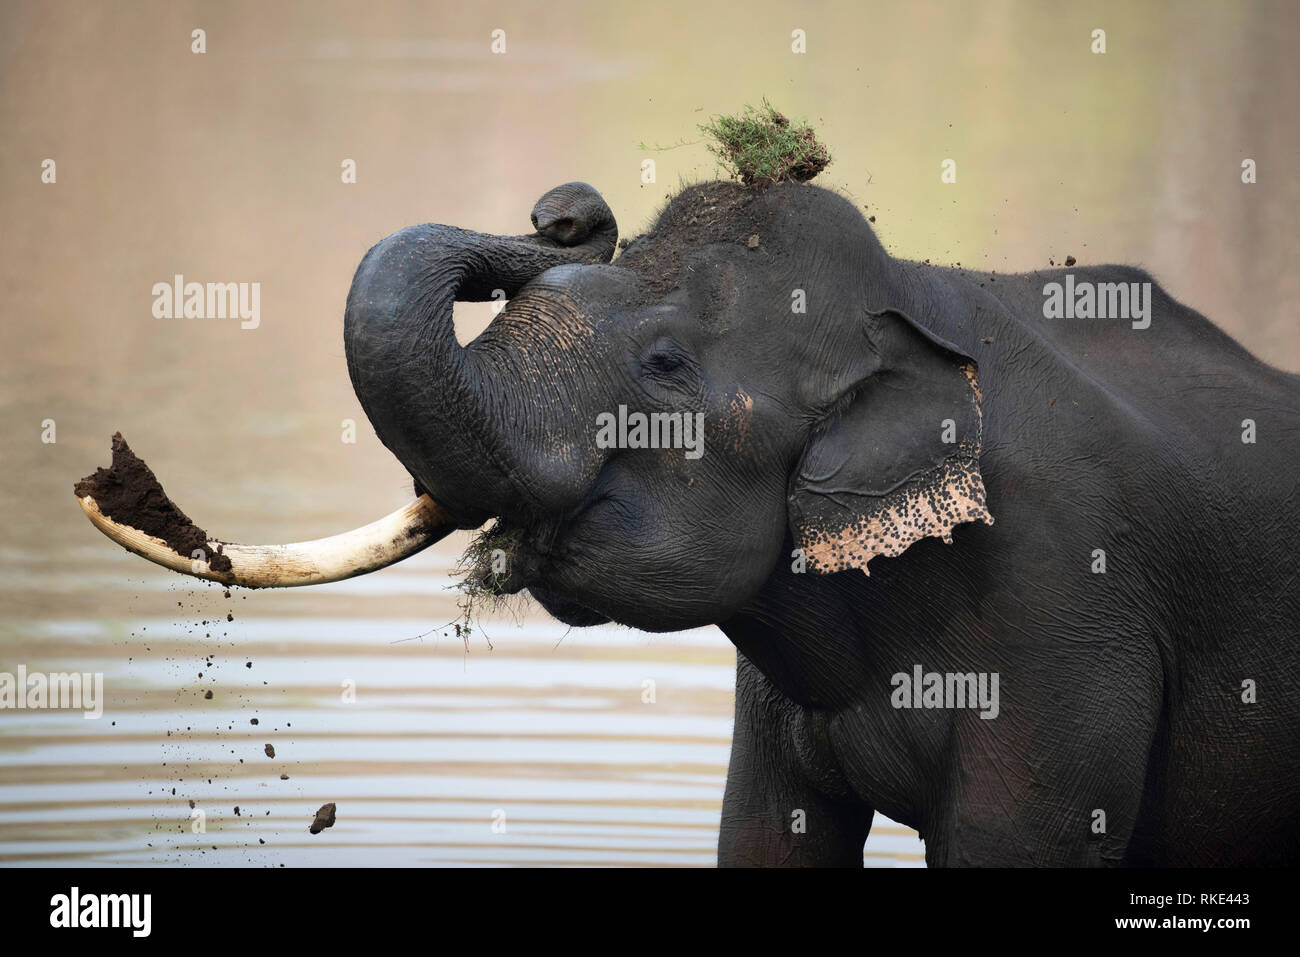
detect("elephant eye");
top-left (642, 339), bottom-right (689, 374)
top-left (639, 338), bottom-right (697, 393)
top-left (646, 351), bottom-right (683, 373)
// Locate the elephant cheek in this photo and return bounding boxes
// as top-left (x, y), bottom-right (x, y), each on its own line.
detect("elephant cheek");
top-left (719, 389), bottom-right (755, 455)
top-left (634, 511), bottom-right (790, 627)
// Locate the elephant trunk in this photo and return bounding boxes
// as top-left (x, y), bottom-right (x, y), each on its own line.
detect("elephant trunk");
top-left (343, 183), bottom-right (617, 526)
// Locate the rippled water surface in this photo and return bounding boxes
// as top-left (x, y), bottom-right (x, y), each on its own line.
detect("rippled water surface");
top-left (0, 551), bottom-right (923, 866)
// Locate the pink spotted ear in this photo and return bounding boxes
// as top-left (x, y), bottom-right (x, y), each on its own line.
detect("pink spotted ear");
top-left (788, 309), bottom-right (993, 574)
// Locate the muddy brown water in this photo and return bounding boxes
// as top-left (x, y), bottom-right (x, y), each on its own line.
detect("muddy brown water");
top-left (2, 0), bottom-right (1296, 866)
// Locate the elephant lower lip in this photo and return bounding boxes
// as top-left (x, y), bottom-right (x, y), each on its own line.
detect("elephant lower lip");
top-left (497, 573), bottom-right (529, 596)
top-left (526, 583), bottom-right (611, 627)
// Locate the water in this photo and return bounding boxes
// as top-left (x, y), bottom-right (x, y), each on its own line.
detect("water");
top-left (0, 551), bottom-right (923, 866)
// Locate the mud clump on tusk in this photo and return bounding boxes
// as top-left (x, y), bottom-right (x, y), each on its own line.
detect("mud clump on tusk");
top-left (74, 432), bottom-right (233, 572)
top-left (74, 433), bottom-right (456, 587)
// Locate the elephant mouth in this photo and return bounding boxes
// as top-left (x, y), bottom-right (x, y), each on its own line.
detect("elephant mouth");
top-left (458, 508), bottom-right (613, 628)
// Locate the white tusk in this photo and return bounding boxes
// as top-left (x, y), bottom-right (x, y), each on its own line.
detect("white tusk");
top-left (76, 493), bottom-right (454, 588)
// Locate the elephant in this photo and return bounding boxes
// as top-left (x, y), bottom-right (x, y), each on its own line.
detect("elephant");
top-left (142, 176), bottom-right (1290, 867)
top-left (335, 178), bottom-right (1300, 867)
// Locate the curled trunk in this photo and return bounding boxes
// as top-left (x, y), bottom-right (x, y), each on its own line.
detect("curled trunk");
top-left (343, 183), bottom-right (617, 525)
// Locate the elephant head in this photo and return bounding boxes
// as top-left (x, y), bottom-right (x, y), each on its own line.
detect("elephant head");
top-left (343, 180), bottom-right (993, 632)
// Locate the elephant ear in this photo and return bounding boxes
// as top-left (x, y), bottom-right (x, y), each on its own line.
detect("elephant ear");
top-left (788, 307), bottom-right (993, 575)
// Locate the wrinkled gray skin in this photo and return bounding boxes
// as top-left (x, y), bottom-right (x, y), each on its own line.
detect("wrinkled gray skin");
top-left (345, 181), bottom-right (1300, 866)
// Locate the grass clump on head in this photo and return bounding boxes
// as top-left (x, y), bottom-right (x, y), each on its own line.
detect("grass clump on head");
top-left (700, 100), bottom-right (831, 186)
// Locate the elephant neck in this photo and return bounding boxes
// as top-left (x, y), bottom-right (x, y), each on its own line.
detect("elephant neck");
top-left (722, 544), bottom-right (966, 826)
top-left (723, 564), bottom-right (879, 711)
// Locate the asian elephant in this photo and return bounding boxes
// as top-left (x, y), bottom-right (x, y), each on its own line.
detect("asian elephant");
top-left (341, 179), bottom-right (1300, 867)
